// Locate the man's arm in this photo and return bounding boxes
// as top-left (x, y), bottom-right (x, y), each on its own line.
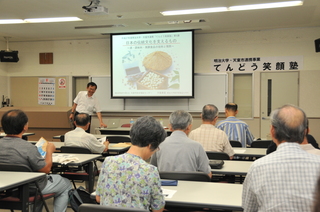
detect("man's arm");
top-left (222, 133), bottom-right (235, 159)
top-left (96, 195), bottom-right (100, 203)
top-left (69, 103), bottom-right (77, 120)
top-left (197, 146), bottom-right (213, 178)
top-left (102, 140), bottom-right (109, 152)
top-left (38, 142), bottom-right (56, 174)
top-left (242, 168), bottom-right (259, 212)
top-left (246, 127), bottom-right (255, 146)
top-left (96, 112), bottom-right (107, 128)
top-left (88, 135), bottom-right (108, 153)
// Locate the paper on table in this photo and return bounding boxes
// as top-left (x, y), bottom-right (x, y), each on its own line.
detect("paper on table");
top-left (97, 136), bottom-right (107, 143)
top-left (162, 189), bottom-right (177, 198)
top-left (234, 149), bottom-right (246, 153)
top-left (52, 154), bottom-right (79, 164)
top-left (111, 143), bottom-right (131, 147)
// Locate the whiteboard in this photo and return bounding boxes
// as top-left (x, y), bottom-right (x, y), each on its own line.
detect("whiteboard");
top-left (189, 73), bottom-right (228, 111)
top-left (91, 73), bottom-right (227, 111)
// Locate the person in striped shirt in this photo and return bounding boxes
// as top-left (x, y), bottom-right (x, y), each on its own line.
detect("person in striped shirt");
top-left (216, 103), bottom-right (254, 147)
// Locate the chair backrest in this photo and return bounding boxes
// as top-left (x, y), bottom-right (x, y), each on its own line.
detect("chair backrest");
top-left (159, 171), bottom-right (211, 182)
top-left (107, 136), bottom-right (131, 143)
top-left (78, 204), bottom-right (149, 212)
top-left (251, 140), bottom-right (272, 148)
top-left (206, 151), bottom-right (230, 160)
top-left (60, 135), bottom-right (65, 142)
top-left (60, 146), bottom-right (92, 154)
top-left (229, 140), bottom-right (242, 147)
top-left (0, 163), bottom-right (32, 172)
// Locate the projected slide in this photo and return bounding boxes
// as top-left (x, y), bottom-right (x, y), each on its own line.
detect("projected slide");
top-left (111, 30), bottom-right (194, 98)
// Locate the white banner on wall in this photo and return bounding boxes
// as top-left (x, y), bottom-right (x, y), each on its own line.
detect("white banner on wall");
top-left (212, 56), bottom-right (303, 72)
top-left (38, 78), bottom-right (55, 105)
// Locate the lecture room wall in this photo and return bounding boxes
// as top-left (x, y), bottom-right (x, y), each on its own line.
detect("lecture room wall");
top-left (0, 58), bottom-right (8, 104)
top-left (1, 26), bottom-right (320, 139)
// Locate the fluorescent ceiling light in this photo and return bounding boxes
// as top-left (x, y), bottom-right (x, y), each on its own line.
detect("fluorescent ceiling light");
top-left (160, 1), bottom-right (303, 16)
top-left (24, 17), bottom-right (82, 23)
top-left (146, 19), bottom-right (205, 26)
top-left (229, 1), bottom-right (303, 11)
top-left (0, 19), bottom-right (25, 24)
top-left (161, 7), bottom-right (228, 16)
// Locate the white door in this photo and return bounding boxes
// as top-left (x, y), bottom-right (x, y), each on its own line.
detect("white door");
top-left (260, 72), bottom-right (299, 139)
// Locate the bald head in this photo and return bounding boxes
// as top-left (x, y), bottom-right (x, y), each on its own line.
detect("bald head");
top-left (75, 113), bottom-right (90, 126)
top-left (202, 104), bottom-right (219, 122)
top-left (225, 103), bottom-right (238, 117)
top-left (1, 109), bottom-right (28, 135)
top-left (270, 105), bottom-right (307, 143)
top-left (225, 103), bottom-right (238, 112)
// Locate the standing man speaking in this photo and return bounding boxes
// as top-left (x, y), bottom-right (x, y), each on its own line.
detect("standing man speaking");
top-left (69, 82), bottom-right (107, 133)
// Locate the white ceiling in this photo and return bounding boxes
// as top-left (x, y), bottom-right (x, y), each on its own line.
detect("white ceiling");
top-left (0, 0), bottom-right (319, 42)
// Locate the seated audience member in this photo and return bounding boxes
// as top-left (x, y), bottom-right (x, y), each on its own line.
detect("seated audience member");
top-left (0, 109), bottom-right (72, 212)
top-left (267, 125), bottom-right (319, 154)
top-left (189, 104), bottom-right (234, 159)
top-left (216, 103), bottom-right (254, 147)
top-left (150, 110), bottom-right (212, 178)
top-left (96, 116), bottom-right (166, 212)
top-left (242, 105), bottom-right (320, 211)
top-left (300, 133), bottom-right (320, 155)
top-left (65, 113), bottom-right (109, 153)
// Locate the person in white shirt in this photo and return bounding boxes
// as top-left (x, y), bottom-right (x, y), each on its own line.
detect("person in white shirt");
top-left (69, 82), bottom-right (107, 133)
top-left (300, 127), bottom-right (320, 155)
top-left (65, 113), bottom-right (109, 153)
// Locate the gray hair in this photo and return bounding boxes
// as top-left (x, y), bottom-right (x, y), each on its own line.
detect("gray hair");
top-left (270, 104), bottom-right (307, 143)
top-left (169, 110), bottom-right (193, 130)
top-left (202, 104), bottom-right (219, 121)
top-left (130, 116), bottom-right (166, 151)
top-left (75, 113), bottom-right (90, 126)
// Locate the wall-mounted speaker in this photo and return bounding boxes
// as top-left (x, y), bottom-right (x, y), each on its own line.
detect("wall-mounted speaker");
top-left (315, 39), bottom-right (320, 53)
top-left (0, 51), bottom-right (19, 62)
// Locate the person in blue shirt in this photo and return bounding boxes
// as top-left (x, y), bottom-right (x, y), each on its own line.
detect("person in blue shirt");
top-left (216, 103), bottom-right (254, 147)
